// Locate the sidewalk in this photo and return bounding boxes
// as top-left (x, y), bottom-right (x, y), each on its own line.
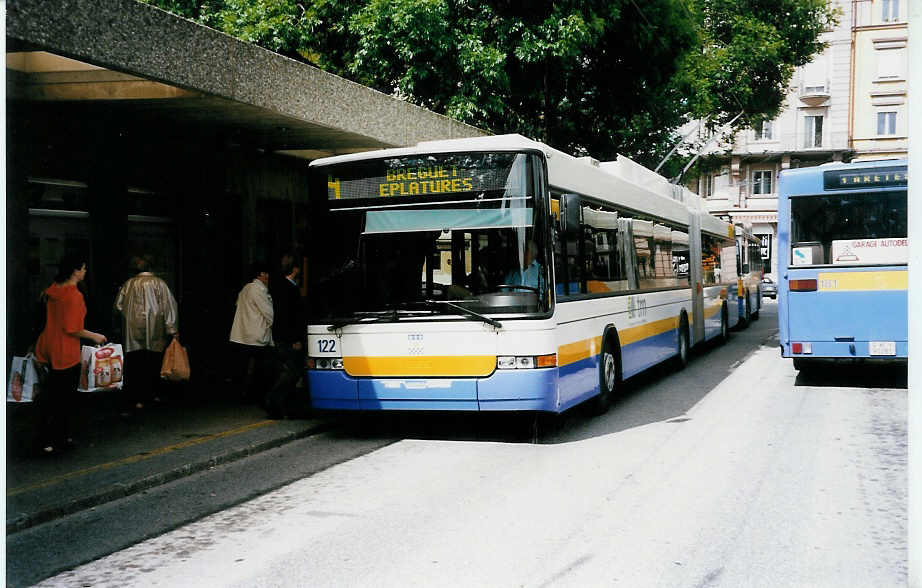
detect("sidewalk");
top-left (5, 384), bottom-right (328, 534)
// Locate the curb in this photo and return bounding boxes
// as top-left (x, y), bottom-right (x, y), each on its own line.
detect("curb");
top-left (6, 420), bottom-right (330, 535)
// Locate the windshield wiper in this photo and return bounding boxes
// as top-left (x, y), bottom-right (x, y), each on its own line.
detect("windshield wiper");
top-left (326, 304), bottom-right (436, 331)
top-left (327, 311), bottom-right (388, 331)
top-left (425, 299), bottom-right (503, 330)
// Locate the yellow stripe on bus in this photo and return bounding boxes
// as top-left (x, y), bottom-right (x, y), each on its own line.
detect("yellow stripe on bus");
top-left (817, 271), bottom-right (907, 291)
top-left (619, 316), bottom-right (678, 345)
top-left (343, 355), bottom-right (496, 377)
top-left (703, 302), bottom-right (722, 319)
top-left (558, 336), bottom-right (603, 366)
top-left (557, 315), bottom-right (682, 367)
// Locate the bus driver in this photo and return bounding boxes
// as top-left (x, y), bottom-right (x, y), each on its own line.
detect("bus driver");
top-left (503, 240), bottom-right (544, 292)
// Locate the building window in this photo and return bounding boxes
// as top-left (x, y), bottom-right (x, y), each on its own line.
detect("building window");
top-left (804, 115), bottom-right (823, 148)
top-left (754, 121), bottom-right (773, 140)
top-left (876, 48), bottom-right (905, 80)
top-left (877, 111), bottom-right (897, 135)
top-left (801, 54), bottom-right (828, 95)
top-left (703, 174), bottom-right (713, 197)
top-left (752, 170), bottom-right (773, 195)
top-left (882, 0), bottom-right (899, 22)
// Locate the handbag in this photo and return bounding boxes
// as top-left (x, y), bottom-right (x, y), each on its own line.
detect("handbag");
top-left (78, 343), bottom-right (125, 393)
top-left (7, 353), bottom-right (46, 402)
top-left (160, 337), bottom-right (191, 382)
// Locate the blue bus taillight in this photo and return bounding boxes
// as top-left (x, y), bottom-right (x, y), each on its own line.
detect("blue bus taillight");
top-left (792, 342), bottom-right (812, 354)
top-left (790, 279), bottom-right (818, 292)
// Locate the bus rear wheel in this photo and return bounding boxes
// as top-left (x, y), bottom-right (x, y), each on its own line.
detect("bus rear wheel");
top-left (674, 319), bottom-right (690, 369)
top-left (793, 358), bottom-right (813, 372)
top-left (593, 343), bottom-right (618, 415)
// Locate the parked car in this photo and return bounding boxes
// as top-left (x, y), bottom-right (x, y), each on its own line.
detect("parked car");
top-left (761, 276), bottom-right (777, 299)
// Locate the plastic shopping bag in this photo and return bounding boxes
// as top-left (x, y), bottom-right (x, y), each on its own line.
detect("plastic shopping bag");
top-left (160, 338), bottom-right (191, 382)
top-left (7, 353), bottom-right (45, 402)
top-left (78, 344), bottom-right (125, 393)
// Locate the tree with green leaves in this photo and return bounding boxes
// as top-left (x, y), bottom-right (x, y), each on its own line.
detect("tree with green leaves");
top-left (141, 0), bottom-right (836, 169)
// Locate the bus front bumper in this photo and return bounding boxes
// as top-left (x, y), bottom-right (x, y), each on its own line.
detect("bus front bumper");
top-left (307, 368), bottom-right (559, 412)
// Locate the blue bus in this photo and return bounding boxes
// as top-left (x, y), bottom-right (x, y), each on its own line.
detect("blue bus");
top-left (777, 159), bottom-right (907, 369)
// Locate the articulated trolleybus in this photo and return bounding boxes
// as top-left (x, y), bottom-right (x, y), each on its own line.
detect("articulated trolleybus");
top-left (778, 159), bottom-right (907, 369)
top-left (306, 135), bottom-right (739, 413)
top-left (735, 223), bottom-right (763, 327)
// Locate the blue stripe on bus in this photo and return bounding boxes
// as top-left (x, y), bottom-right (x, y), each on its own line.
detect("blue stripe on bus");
top-left (308, 368), bottom-right (559, 411)
top-left (308, 369), bottom-right (359, 410)
top-left (554, 326), bottom-right (679, 411)
top-left (622, 328), bottom-right (677, 378)
top-left (558, 355), bottom-right (600, 411)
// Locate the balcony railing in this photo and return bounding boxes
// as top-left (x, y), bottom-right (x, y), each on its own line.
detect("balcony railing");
top-left (798, 80), bottom-right (831, 105)
top-left (732, 131), bottom-right (850, 154)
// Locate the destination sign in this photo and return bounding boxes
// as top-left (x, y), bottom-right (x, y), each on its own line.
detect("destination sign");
top-left (823, 166), bottom-right (907, 190)
top-left (325, 153), bottom-right (524, 201)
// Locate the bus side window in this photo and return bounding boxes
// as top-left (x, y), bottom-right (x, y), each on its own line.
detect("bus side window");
top-left (633, 219), bottom-right (654, 287)
top-left (750, 241), bottom-right (762, 274)
top-left (582, 206), bottom-right (627, 292)
top-left (701, 235), bottom-right (718, 286)
top-left (551, 196), bottom-right (571, 297)
top-left (671, 230), bottom-right (690, 285)
top-left (720, 238), bottom-right (738, 284)
top-left (736, 240), bottom-right (744, 275)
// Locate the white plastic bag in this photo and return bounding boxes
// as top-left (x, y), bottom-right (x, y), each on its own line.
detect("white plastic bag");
top-left (7, 353), bottom-right (45, 403)
top-left (78, 343), bottom-right (125, 393)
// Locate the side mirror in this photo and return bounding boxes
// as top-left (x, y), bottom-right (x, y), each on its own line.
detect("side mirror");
top-left (560, 193), bottom-right (581, 240)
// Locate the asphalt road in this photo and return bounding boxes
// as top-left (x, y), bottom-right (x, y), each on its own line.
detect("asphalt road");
top-left (25, 302), bottom-right (909, 587)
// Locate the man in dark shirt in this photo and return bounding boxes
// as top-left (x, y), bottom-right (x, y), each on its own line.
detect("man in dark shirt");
top-left (266, 254), bottom-right (306, 418)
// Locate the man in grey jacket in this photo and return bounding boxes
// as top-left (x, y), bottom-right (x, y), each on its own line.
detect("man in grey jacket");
top-left (229, 262), bottom-right (274, 404)
top-left (115, 254), bottom-right (179, 412)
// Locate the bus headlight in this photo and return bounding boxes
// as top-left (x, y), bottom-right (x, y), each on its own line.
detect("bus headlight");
top-left (308, 357), bottom-right (344, 370)
top-left (517, 356), bottom-right (536, 369)
top-left (497, 356), bottom-right (517, 369)
top-left (497, 354), bottom-right (557, 369)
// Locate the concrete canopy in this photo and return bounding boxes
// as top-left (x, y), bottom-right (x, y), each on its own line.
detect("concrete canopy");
top-left (6, 0), bottom-right (487, 160)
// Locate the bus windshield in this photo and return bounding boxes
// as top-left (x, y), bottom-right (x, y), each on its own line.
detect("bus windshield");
top-left (790, 191), bottom-right (907, 266)
top-left (307, 151), bottom-right (550, 322)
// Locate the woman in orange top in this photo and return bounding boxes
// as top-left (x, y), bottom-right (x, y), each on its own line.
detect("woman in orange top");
top-left (34, 254), bottom-right (106, 454)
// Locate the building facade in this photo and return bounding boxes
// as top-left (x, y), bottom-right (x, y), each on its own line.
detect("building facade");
top-left (851, 0), bottom-right (909, 160)
top-left (692, 0), bottom-right (908, 279)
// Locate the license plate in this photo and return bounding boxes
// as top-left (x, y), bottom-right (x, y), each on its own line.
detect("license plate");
top-left (869, 341), bottom-right (896, 356)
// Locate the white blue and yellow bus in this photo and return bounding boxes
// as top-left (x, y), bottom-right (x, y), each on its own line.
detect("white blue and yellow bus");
top-left (735, 223), bottom-right (763, 326)
top-left (777, 159), bottom-right (907, 369)
top-left (305, 135), bottom-right (738, 412)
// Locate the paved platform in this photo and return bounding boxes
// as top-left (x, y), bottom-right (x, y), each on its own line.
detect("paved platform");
top-left (5, 385), bottom-right (327, 534)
